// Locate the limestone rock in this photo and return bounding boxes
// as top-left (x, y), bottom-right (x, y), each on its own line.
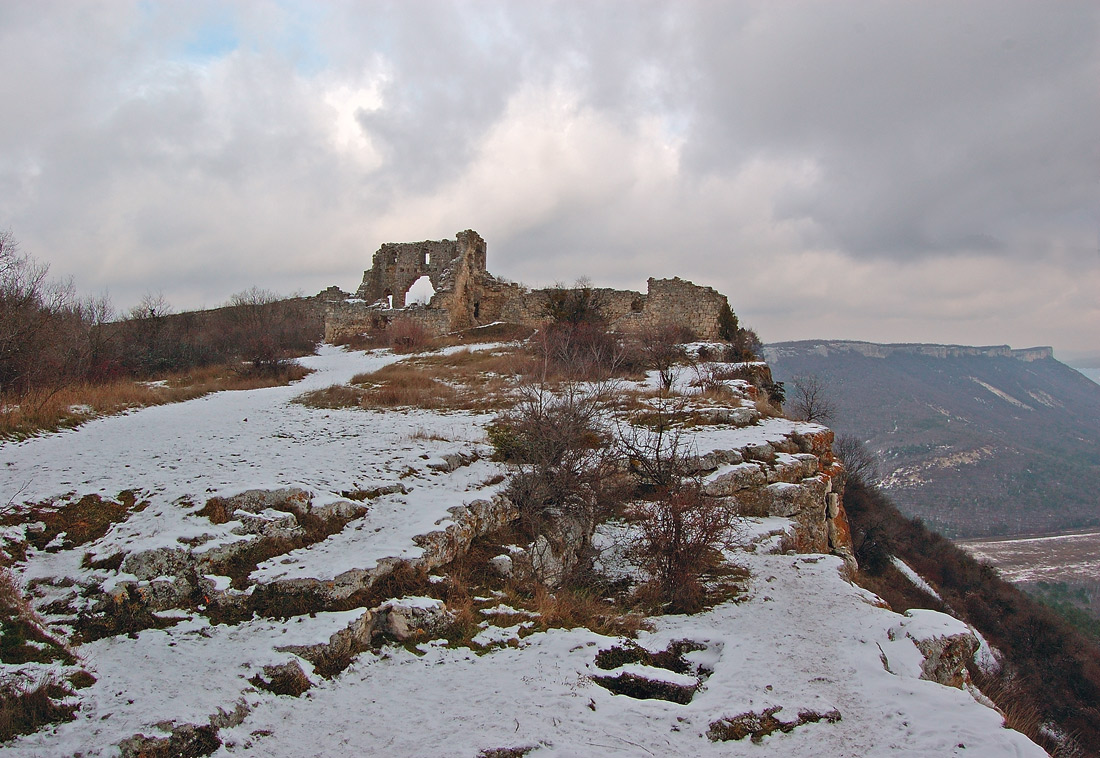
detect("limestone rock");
top-left (376, 597), bottom-right (453, 641)
top-left (704, 463), bottom-right (767, 496)
top-left (888, 609), bottom-right (979, 689)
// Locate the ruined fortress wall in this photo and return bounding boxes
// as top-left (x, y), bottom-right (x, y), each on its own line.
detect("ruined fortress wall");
top-left (327, 231), bottom-right (735, 343)
top-left (324, 302), bottom-right (451, 343)
top-left (626, 277), bottom-right (731, 340)
top-left (356, 239), bottom-right (458, 307)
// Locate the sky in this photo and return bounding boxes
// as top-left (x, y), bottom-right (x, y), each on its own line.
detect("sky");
top-left (1, 1), bottom-right (1098, 364)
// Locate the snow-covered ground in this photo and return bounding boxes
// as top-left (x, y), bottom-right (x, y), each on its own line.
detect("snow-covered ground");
top-left (2, 345), bottom-right (506, 587)
top-left (0, 345), bottom-right (1046, 756)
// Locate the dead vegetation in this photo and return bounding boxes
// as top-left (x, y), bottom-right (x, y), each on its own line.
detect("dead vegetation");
top-left (117, 723), bottom-right (222, 758)
top-left (248, 661), bottom-right (312, 697)
top-left (0, 569), bottom-right (73, 665)
top-left (0, 490), bottom-right (149, 561)
top-left (295, 346), bottom-right (533, 413)
top-left (0, 362), bottom-right (311, 439)
top-left (0, 675), bottom-right (78, 744)
top-left (0, 568), bottom-right (83, 742)
top-left (707, 706), bottom-right (842, 743)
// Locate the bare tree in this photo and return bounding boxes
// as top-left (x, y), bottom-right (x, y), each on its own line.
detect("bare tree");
top-left (0, 230), bottom-right (82, 397)
top-left (834, 434), bottom-right (880, 487)
top-left (226, 288), bottom-right (321, 374)
top-left (632, 323), bottom-right (688, 392)
top-left (788, 373), bottom-right (836, 423)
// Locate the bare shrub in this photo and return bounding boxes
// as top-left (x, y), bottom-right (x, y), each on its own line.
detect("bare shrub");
top-left (834, 434), bottom-right (879, 487)
top-left (629, 485), bottom-right (736, 614)
top-left (387, 318), bottom-right (431, 353)
top-left (614, 387), bottom-right (742, 613)
top-left (723, 325), bottom-right (763, 362)
top-left (533, 279), bottom-right (621, 380)
top-left (787, 373), bottom-right (836, 423)
top-left (491, 381), bottom-right (618, 543)
top-left (629, 324), bottom-right (689, 391)
top-left (224, 288), bottom-right (321, 375)
top-left (616, 395), bottom-right (692, 492)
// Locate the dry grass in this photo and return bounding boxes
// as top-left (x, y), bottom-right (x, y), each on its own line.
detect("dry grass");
top-left (527, 585), bottom-right (649, 638)
top-left (0, 568), bottom-right (74, 666)
top-left (293, 384), bottom-right (366, 409)
top-left (0, 675), bottom-right (77, 744)
top-left (0, 363), bottom-right (311, 439)
top-left (347, 348), bottom-right (531, 412)
top-left (755, 395), bottom-right (784, 418)
top-left (296, 346), bottom-right (534, 413)
top-left (0, 490), bottom-right (149, 558)
top-left (353, 365), bottom-right (458, 410)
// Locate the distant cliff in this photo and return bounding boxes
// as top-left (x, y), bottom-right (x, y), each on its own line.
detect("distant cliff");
top-left (765, 340), bottom-right (1053, 363)
top-left (767, 340), bottom-right (1100, 538)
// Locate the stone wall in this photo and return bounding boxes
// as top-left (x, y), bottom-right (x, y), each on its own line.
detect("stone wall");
top-left (325, 231), bottom-right (736, 343)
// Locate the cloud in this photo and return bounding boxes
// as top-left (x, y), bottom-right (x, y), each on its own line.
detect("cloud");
top-left (0, 0), bottom-right (1096, 355)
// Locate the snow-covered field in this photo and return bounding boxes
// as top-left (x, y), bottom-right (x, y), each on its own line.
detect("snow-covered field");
top-left (959, 529), bottom-right (1100, 584)
top-left (0, 345), bottom-right (1046, 756)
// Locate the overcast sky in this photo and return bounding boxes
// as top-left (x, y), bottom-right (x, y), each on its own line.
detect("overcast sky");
top-left (1, 1), bottom-right (1097, 362)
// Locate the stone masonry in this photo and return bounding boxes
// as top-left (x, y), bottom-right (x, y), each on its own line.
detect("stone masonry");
top-left (324, 230), bottom-right (736, 342)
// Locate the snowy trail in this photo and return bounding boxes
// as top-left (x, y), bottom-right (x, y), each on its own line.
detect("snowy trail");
top-left (0, 345), bottom-right (410, 507)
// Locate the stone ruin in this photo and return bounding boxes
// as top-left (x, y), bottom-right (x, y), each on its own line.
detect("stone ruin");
top-left (324, 230), bottom-right (737, 343)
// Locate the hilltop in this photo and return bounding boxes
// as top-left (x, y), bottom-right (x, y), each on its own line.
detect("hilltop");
top-left (0, 330), bottom-right (1052, 756)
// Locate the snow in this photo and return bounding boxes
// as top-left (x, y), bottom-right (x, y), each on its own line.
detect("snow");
top-left (471, 622), bottom-right (534, 648)
top-left (970, 626), bottom-right (1002, 676)
top-left (890, 556), bottom-right (943, 601)
top-left (383, 595), bottom-right (446, 612)
top-left (190, 555), bottom-right (1043, 757)
top-left (0, 344), bottom-right (1048, 756)
top-left (480, 604), bottom-right (539, 617)
top-left (2, 345), bottom-right (510, 592)
top-left (969, 377), bottom-right (1033, 410)
top-left (601, 662), bottom-right (700, 688)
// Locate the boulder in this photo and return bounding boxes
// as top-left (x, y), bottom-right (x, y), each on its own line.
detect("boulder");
top-left (376, 597), bottom-right (453, 641)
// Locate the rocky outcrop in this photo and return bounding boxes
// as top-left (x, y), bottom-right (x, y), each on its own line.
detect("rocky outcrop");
top-left (764, 340), bottom-right (1053, 363)
top-left (695, 431), bottom-right (854, 565)
top-left (886, 609), bottom-right (980, 689)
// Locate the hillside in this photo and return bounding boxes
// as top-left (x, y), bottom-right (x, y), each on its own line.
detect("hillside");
top-left (0, 339), bottom-right (1048, 757)
top-left (765, 341), bottom-right (1100, 538)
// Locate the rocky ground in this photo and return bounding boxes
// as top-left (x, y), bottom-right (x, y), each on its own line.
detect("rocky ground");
top-left (0, 344), bottom-right (1045, 756)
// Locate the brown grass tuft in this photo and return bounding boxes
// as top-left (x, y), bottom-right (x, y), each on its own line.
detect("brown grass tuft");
top-left (293, 384), bottom-right (365, 409)
top-left (3, 490), bottom-right (149, 554)
top-left (529, 585), bottom-right (649, 638)
top-left (0, 675), bottom-right (77, 743)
